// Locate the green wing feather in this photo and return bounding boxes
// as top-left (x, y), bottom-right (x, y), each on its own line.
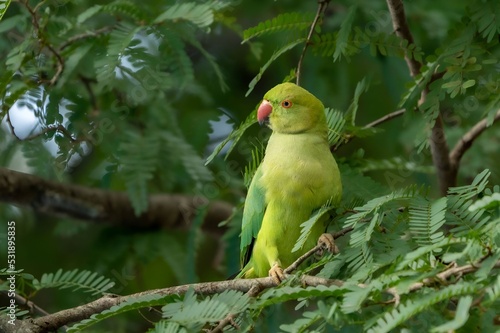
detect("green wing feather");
top-left (240, 166), bottom-right (267, 267)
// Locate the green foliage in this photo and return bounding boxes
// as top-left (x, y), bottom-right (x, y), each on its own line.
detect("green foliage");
top-left (366, 283), bottom-right (479, 333)
top-left (242, 12), bottom-right (314, 43)
top-left (292, 202), bottom-right (336, 253)
top-left (32, 269), bottom-right (115, 296)
top-left (243, 141), bottom-right (265, 188)
top-left (246, 38), bottom-right (305, 96)
top-left (409, 196), bottom-right (446, 245)
top-left (68, 294), bottom-right (178, 332)
top-left (158, 288), bottom-right (250, 331)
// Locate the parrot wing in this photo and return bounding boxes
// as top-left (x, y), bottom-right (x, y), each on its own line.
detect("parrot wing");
top-left (240, 165), bottom-right (267, 267)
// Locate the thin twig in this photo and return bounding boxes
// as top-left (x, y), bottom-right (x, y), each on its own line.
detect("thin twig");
top-left (23, 124), bottom-right (77, 142)
top-left (22, 0), bottom-right (64, 86)
top-left (80, 75), bottom-right (98, 115)
top-left (0, 290), bottom-right (50, 317)
top-left (449, 109), bottom-right (500, 171)
top-left (284, 226), bottom-right (354, 274)
top-left (47, 43), bottom-right (65, 86)
top-left (6, 111), bottom-right (77, 142)
top-left (208, 285), bottom-right (262, 333)
top-left (59, 27), bottom-right (113, 51)
top-left (363, 108), bottom-right (406, 129)
top-left (296, 0), bottom-right (330, 86)
top-left (331, 108), bottom-right (406, 151)
top-left (5, 110), bottom-right (22, 140)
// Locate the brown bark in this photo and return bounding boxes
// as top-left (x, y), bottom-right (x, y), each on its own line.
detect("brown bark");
top-left (0, 167), bottom-right (232, 233)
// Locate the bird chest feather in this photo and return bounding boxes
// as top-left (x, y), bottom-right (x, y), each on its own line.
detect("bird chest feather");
top-left (260, 132), bottom-right (337, 208)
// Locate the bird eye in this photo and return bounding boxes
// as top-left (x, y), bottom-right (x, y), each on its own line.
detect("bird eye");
top-left (281, 100), bottom-right (292, 108)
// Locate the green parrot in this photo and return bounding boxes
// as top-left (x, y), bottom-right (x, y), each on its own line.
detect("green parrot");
top-left (238, 82), bottom-right (342, 283)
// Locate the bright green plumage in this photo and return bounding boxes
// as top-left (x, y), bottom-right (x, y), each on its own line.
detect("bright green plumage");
top-left (239, 82), bottom-right (342, 279)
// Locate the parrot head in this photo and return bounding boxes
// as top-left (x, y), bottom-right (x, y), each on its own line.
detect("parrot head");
top-left (257, 82), bottom-right (326, 134)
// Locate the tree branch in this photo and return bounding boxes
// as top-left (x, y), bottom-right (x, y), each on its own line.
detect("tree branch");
top-left (59, 27), bottom-right (113, 51)
top-left (22, 0), bottom-right (64, 86)
top-left (0, 167), bottom-right (232, 234)
top-left (386, 0), bottom-right (452, 195)
top-left (4, 252), bottom-right (498, 332)
top-left (5, 275), bottom-right (340, 333)
top-left (22, 124), bottom-right (77, 142)
top-left (284, 226), bottom-right (353, 274)
top-left (430, 114), bottom-right (453, 194)
top-left (296, 0), bottom-right (330, 86)
top-left (385, 0), bottom-right (421, 76)
top-left (449, 109), bottom-right (500, 176)
top-left (363, 108), bottom-right (406, 129)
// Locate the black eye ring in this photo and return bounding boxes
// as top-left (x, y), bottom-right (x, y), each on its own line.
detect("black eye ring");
top-left (281, 100), bottom-right (292, 108)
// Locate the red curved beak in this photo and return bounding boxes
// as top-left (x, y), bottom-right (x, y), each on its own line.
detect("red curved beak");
top-left (257, 100), bottom-right (272, 126)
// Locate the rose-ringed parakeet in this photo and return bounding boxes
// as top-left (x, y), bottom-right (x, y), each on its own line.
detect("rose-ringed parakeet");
top-left (238, 82), bottom-right (342, 283)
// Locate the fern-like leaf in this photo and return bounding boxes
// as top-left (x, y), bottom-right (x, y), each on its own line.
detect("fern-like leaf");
top-left (325, 108), bottom-right (346, 146)
top-left (205, 109), bottom-right (257, 164)
top-left (280, 310), bottom-right (322, 333)
top-left (447, 169), bottom-right (491, 236)
top-left (120, 131), bottom-right (160, 215)
top-left (471, 1), bottom-right (500, 43)
top-left (341, 285), bottom-right (372, 314)
top-left (154, 2), bottom-right (214, 28)
top-left (161, 288), bottom-right (250, 330)
top-left (333, 5), bottom-right (357, 62)
top-left (162, 132), bottom-right (213, 185)
top-left (484, 274), bottom-right (500, 305)
top-left (32, 269), bottom-right (115, 296)
top-left (339, 164), bottom-right (387, 209)
top-left (242, 12), bottom-right (314, 43)
top-left (365, 282), bottom-right (479, 333)
top-left (102, 0), bottom-right (147, 21)
top-left (292, 202), bottom-right (336, 253)
top-left (148, 321), bottom-right (185, 333)
top-left (430, 295), bottom-right (473, 332)
top-left (243, 141), bottom-right (265, 188)
top-left (409, 196), bottom-right (446, 246)
top-left (95, 22), bottom-right (142, 89)
top-left (345, 242), bottom-right (374, 273)
top-left (345, 77), bottom-right (370, 126)
top-left (344, 186), bottom-right (419, 229)
top-left (246, 38), bottom-right (305, 97)
top-left (254, 285), bottom-right (342, 309)
top-left (68, 294), bottom-right (176, 332)
top-left (469, 192), bottom-right (500, 211)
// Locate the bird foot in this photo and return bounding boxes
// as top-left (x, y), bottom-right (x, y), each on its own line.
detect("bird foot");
top-left (316, 233), bottom-right (339, 256)
top-left (269, 262), bottom-right (285, 284)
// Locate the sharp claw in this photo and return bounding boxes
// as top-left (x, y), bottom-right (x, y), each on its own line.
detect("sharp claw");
top-left (269, 263), bottom-right (285, 284)
top-left (317, 233), bottom-right (339, 255)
